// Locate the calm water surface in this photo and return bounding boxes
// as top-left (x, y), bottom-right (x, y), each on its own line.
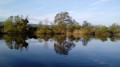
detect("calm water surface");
top-left (0, 34), bottom-right (120, 67)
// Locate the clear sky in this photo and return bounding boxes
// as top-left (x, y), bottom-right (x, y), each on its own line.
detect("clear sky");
top-left (0, 0), bottom-right (120, 26)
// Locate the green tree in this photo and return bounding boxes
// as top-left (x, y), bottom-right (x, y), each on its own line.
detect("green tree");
top-left (2, 15), bottom-right (29, 34)
top-left (109, 23), bottom-right (120, 34)
top-left (100, 26), bottom-right (107, 32)
top-left (54, 12), bottom-right (77, 33)
top-left (95, 26), bottom-right (111, 36)
top-left (54, 12), bottom-right (76, 25)
top-left (2, 16), bottom-right (15, 33)
top-left (36, 20), bottom-right (53, 34)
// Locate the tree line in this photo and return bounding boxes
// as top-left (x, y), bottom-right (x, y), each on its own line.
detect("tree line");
top-left (0, 12), bottom-right (120, 36)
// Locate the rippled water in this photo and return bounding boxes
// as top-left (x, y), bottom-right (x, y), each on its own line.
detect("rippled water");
top-left (0, 34), bottom-right (120, 67)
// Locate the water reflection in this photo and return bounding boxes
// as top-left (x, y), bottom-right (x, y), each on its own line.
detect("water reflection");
top-left (54, 35), bottom-right (75, 55)
top-left (3, 35), bottom-right (28, 50)
top-left (2, 34), bottom-right (37, 51)
top-left (80, 38), bottom-right (88, 46)
top-left (36, 34), bottom-right (120, 55)
top-left (0, 34), bottom-right (120, 55)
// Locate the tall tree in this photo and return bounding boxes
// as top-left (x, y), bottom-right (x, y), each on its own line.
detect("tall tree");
top-left (54, 12), bottom-right (76, 25)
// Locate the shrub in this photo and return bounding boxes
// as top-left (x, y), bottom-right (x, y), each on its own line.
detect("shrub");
top-left (95, 30), bottom-right (111, 36)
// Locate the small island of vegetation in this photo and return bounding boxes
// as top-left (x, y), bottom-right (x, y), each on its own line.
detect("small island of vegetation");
top-left (0, 12), bottom-right (120, 37)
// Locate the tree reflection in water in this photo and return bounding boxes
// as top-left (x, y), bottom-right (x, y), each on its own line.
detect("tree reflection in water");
top-left (54, 35), bottom-right (75, 55)
top-left (36, 34), bottom-right (120, 55)
top-left (3, 35), bottom-right (28, 51)
top-left (80, 38), bottom-right (88, 46)
top-left (1, 34), bottom-right (120, 54)
top-left (54, 41), bottom-right (75, 55)
top-left (37, 35), bottom-right (76, 55)
top-left (2, 34), bottom-right (37, 51)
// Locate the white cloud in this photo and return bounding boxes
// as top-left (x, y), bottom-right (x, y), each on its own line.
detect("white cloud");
top-left (91, 0), bottom-right (109, 6)
top-left (29, 13), bottom-right (56, 24)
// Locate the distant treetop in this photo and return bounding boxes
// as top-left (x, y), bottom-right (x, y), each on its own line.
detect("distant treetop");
top-left (54, 12), bottom-right (76, 25)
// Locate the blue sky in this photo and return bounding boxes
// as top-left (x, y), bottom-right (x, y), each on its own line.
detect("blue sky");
top-left (0, 0), bottom-right (120, 26)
